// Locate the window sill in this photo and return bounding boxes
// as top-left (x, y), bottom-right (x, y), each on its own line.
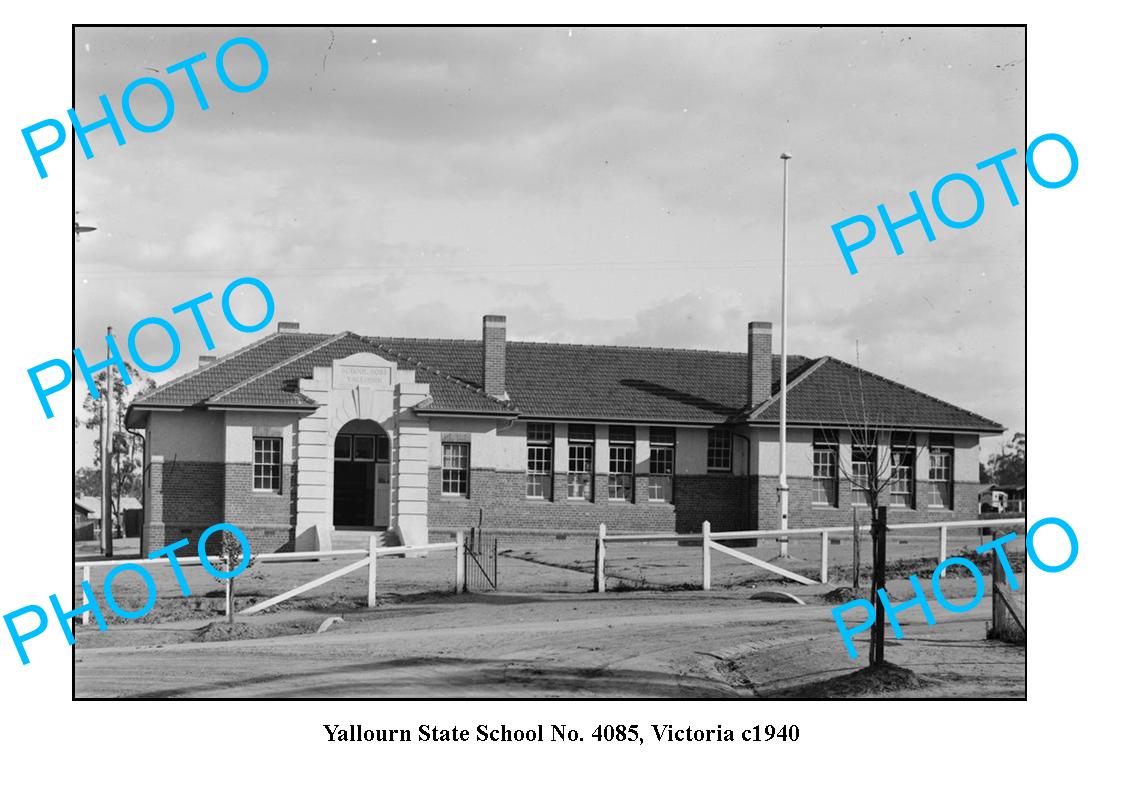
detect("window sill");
top-left (252, 489), bottom-right (283, 496)
top-left (440, 495), bottom-right (469, 501)
top-left (812, 504), bottom-right (839, 510)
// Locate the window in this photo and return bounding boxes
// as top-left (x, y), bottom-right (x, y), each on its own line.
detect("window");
top-left (812, 429), bottom-right (839, 507)
top-left (890, 432), bottom-right (915, 509)
top-left (336, 433), bottom-right (389, 462)
top-left (353, 435), bottom-right (375, 461)
top-left (526, 422), bottom-right (554, 499)
top-left (253, 437), bottom-right (282, 492)
top-left (707, 427), bottom-right (732, 471)
top-left (928, 434), bottom-right (954, 509)
top-left (851, 433), bottom-right (876, 506)
top-left (649, 427), bottom-right (676, 502)
top-left (567, 424), bottom-right (594, 501)
top-left (441, 442), bottom-right (469, 497)
top-left (608, 426), bottom-right (635, 501)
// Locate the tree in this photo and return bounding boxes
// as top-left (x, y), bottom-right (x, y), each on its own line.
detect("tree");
top-left (80, 362), bottom-right (156, 536)
top-left (74, 467), bottom-right (101, 498)
top-left (986, 433), bottom-right (1026, 487)
top-left (825, 344), bottom-right (913, 668)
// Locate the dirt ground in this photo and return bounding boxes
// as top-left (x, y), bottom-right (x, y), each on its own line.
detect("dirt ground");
top-left (73, 538), bottom-right (1025, 699)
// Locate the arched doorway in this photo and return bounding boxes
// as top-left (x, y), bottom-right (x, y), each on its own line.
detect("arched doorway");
top-left (333, 419), bottom-right (391, 529)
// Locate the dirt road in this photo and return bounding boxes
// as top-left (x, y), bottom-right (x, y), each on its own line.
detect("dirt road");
top-left (75, 590), bottom-right (1024, 698)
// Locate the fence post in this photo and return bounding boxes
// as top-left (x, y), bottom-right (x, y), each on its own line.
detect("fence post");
top-left (938, 525), bottom-right (948, 578)
top-left (852, 508), bottom-right (860, 591)
top-left (367, 535), bottom-right (378, 608)
top-left (702, 521), bottom-right (711, 591)
top-left (224, 551), bottom-right (234, 624)
top-left (820, 531), bottom-right (830, 584)
top-left (81, 565), bottom-right (91, 625)
top-left (455, 531), bottom-right (465, 594)
top-left (596, 523), bottom-right (606, 593)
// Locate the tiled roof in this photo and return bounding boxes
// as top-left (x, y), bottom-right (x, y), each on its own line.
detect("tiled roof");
top-left (744, 356), bottom-right (1003, 432)
top-left (129, 330), bottom-right (1003, 432)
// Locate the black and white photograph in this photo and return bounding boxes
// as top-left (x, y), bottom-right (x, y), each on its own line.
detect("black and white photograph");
top-left (10, 4), bottom-right (1123, 791)
top-left (66, 24), bottom-right (1031, 700)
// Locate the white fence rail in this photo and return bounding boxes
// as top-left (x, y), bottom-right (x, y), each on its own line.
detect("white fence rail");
top-left (74, 534), bottom-right (466, 622)
top-left (594, 517), bottom-right (1028, 591)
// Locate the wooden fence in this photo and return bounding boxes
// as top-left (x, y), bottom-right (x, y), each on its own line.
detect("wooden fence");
top-left (594, 517), bottom-right (1028, 592)
top-left (74, 533), bottom-right (466, 623)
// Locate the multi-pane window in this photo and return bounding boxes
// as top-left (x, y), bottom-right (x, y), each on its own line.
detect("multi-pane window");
top-left (335, 433), bottom-right (388, 462)
top-left (608, 426), bottom-right (635, 501)
top-left (707, 427), bottom-right (733, 471)
top-left (253, 437), bottom-right (282, 492)
top-left (812, 429), bottom-right (839, 507)
top-left (441, 442), bottom-right (469, 497)
top-left (567, 424), bottom-right (595, 501)
top-left (851, 434), bottom-right (876, 506)
top-left (649, 427), bottom-right (676, 502)
top-left (526, 422), bottom-right (554, 500)
top-left (890, 432), bottom-right (915, 509)
top-left (928, 434), bottom-right (954, 509)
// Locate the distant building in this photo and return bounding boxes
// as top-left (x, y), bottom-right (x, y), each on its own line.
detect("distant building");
top-left (73, 496), bottom-right (101, 541)
top-left (126, 316), bottom-right (1003, 555)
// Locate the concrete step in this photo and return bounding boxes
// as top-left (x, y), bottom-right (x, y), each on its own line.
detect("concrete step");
top-left (330, 528), bottom-right (400, 551)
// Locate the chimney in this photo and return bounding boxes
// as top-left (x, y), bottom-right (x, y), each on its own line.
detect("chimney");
top-left (199, 355), bottom-right (217, 368)
top-left (747, 321), bottom-right (773, 408)
top-left (277, 321), bottom-right (300, 333)
top-left (482, 315), bottom-right (507, 397)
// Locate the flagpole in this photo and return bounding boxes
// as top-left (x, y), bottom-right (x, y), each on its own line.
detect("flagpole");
top-left (779, 152), bottom-right (791, 558)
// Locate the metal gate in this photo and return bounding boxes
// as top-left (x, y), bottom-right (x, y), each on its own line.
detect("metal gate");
top-left (465, 528), bottom-right (498, 591)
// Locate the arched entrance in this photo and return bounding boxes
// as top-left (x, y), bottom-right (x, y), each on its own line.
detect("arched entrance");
top-left (332, 419), bottom-right (391, 529)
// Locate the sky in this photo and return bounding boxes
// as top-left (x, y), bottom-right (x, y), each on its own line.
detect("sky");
top-left (73, 26), bottom-right (1025, 468)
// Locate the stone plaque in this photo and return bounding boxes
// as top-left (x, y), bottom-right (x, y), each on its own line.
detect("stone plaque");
top-left (334, 364), bottom-right (391, 387)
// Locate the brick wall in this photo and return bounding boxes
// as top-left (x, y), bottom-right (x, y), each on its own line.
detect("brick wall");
top-left (750, 474), bottom-right (978, 529)
top-left (143, 460), bottom-right (296, 555)
top-left (428, 467), bottom-right (747, 534)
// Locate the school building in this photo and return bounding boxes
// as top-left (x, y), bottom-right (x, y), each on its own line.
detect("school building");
top-left (125, 316), bottom-right (1003, 555)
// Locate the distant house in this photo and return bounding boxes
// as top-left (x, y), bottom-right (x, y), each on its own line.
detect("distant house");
top-left (126, 316), bottom-right (1004, 556)
top-left (73, 496), bottom-right (101, 541)
top-left (980, 484), bottom-right (1026, 514)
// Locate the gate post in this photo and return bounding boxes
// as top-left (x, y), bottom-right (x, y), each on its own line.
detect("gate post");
top-left (81, 565), bottom-right (91, 625)
top-left (702, 521), bottom-right (711, 591)
top-left (938, 525), bottom-right (948, 577)
top-left (820, 530), bottom-right (830, 584)
top-left (455, 531), bottom-right (465, 594)
top-left (367, 535), bottom-right (378, 608)
top-left (595, 523), bottom-right (606, 593)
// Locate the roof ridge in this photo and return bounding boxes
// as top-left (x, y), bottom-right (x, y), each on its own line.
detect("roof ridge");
top-left (207, 331), bottom-right (355, 404)
top-left (746, 356), bottom-right (831, 420)
top-left (362, 335), bottom-right (760, 358)
top-left (822, 357), bottom-right (1004, 429)
top-left (133, 330), bottom-right (290, 405)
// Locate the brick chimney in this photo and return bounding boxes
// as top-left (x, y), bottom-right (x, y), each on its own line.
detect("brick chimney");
top-left (277, 321), bottom-right (300, 333)
top-left (482, 315), bottom-right (507, 397)
top-left (199, 355), bottom-right (217, 368)
top-left (747, 321), bottom-right (773, 408)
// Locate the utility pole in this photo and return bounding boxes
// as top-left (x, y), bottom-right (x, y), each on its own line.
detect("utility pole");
top-left (778, 152), bottom-right (792, 558)
top-left (101, 326), bottom-right (114, 558)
